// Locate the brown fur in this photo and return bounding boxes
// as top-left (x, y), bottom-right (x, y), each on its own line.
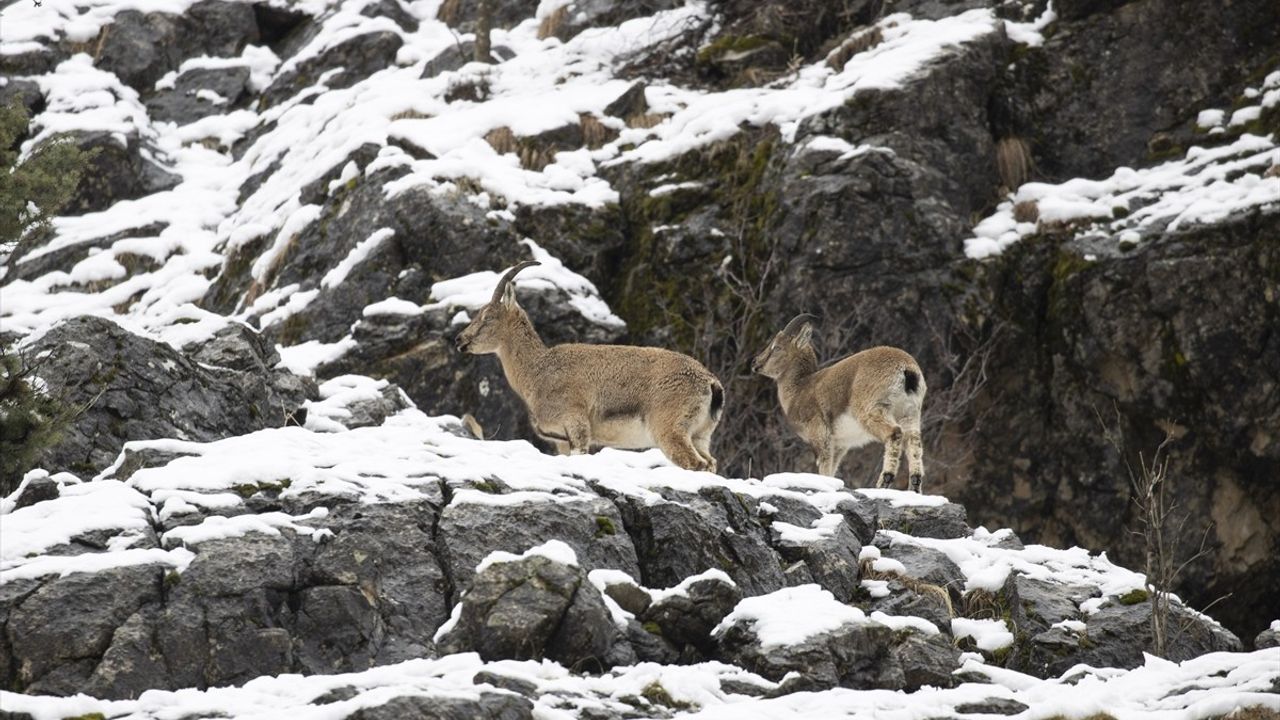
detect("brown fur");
top-left (753, 315), bottom-right (928, 491)
top-left (456, 262), bottom-right (723, 472)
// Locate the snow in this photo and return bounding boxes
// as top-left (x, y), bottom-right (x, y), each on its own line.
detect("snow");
top-left (426, 239), bottom-right (625, 329)
top-left (276, 337), bottom-right (358, 376)
top-left (713, 584), bottom-right (867, 648)
top-left (321, 228), bottom-right (395, 289)
top-left (0, 480), bottom-right (153, 569)
top-left (772, 513), bottom-right (844, 545)
top-left (474, 539), bottom-right (580, 573)
top-left (362, 297), bottom-right (424, 316)
top-left (952, 617), bottom-right (1015, 652)
top-left (161, 507), bottom-right (330, 547)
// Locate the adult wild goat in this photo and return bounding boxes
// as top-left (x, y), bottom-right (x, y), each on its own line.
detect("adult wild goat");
top-left (753, 314), bottom-right (928, 492)
top-left (455, 261), bottom-right (724, 472)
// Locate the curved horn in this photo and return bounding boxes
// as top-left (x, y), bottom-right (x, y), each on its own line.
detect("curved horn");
top-left (490, 260), bottom-right (541, 305)
top-left (781, 312), bottom-right (818, 337)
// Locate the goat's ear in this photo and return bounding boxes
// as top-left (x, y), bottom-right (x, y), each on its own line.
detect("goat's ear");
top-left (794, 322), bottom-right (814, 348)
top-left (500, 280), bottom-right (517, 306)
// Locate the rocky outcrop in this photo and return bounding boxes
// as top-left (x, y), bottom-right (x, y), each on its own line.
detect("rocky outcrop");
top-left (18, 317), bottom-right (313, 484)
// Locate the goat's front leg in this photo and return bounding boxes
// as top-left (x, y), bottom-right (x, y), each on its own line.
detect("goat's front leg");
top-left (563, 417), bottom-right (592, 455)
top-left (814, 441), bottom-right (843, 478)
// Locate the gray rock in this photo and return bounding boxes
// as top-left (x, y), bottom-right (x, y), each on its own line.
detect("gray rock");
top-left (954, 698), bottom-right (1031, 715)
top-left (262, 30), bottom-right (403, 108)
top-left (641, 575), bottom-right (742, 655)
top-left (23, 316), bottom-right (313, 477)
top-left (610, 486), bottom-right (785, 597)
top-left (1255, 626), bottom-right (1280, 649)
top-left (1005, 574), bottom-right (1094, 636)
top-left (438, 553), bottom-right (633, 671)
top-left (867, 580), bottom-right (953, 633)
top-left (61, 131), bottom-right (180, 215)
top-left (873, 501), bottom-right (972, 540)
top-left (879, 541), bottom-right (965, 596)
top-left (145, 66), bottom-right (252, 125)
top-left (11, 476), bottom-right (58, 510)
top-left (95, 1), bottom-right (260, 92)
top-left (348, 693), bottom-right (534, 720)
top-left (772, 520), bottom-right (863, 603)
top-left (305, 500), bottom-right (452, 665)
top-left (438, 496), bottom-right (640, 597)
top-left (340, 383), bottom-right (413, 429)
top-left (7, 565), bottom-right (162, 694)
top-left (1010, 595), bottom-right (1243, 678)
top-left (717, 618), bottom-right (960, 691)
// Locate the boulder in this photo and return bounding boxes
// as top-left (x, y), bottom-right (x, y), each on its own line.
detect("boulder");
top-left (437, 551), bottom-right (634, 671)
top-left (437, 496), bottom-right (640, 596)
top-left (23, 316), bottom-right (313, 478)
top-left (717, 617), bottom-right (959, 691)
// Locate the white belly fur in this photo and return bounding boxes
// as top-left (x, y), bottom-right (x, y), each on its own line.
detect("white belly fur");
top-left (832, 415), bottom-right (876, 449)
top-left (593, 416), bottom-right (656, 450)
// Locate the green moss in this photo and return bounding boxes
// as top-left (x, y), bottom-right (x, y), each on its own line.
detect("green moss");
top-left (594, 515), bottom-right (617, 537)
top-left (472, 480), bottom-right (499, 493)
top-left (164, 570), bottom-right (181, 588)
top-left (62, 714), bottom-right (107, 720)
top-left (640, 680), bottom-right (693, 710)
top-left (1118, 588), bottom-right (1150, 605)
top-left (278, 313), bottom-right (311, 346)
top-left (696, 34), bottom-right (771, 64)
top-left (642, 621), bottom-right (663, 636)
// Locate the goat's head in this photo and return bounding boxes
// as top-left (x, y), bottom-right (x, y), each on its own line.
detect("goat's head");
top-left (752, 313), bottom-right (817, 378)
top-left (454, 260), bottom-right (540, 354)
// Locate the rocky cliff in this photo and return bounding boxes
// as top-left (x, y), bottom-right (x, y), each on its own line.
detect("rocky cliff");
top-left (2, 0), bottom-right (1279, 715)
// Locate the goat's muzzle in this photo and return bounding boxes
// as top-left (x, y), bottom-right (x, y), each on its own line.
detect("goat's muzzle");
top-left (454, 334), bottom-right (470, 353)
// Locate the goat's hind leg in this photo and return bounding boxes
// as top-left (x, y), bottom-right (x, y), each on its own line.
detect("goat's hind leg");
top-left (863, 406), bottom-right (904, 489)
top-left (905, 424), bottom-right (925, 493)
top-left (657, 429), bottom-right (709, 471)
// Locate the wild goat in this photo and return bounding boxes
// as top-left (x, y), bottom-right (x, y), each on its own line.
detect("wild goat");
top-left (455, 261), bottom-right (724, 472)
top-left (753, 314), bottom-right (928, 492)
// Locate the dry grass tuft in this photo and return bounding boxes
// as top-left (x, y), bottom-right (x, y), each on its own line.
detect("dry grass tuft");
top-left (580, 113), bottom-right (612, 149)
top-left (827, 27), bottom-right (884, 70)
top-left (537, 5), bottom-right (569, 40)
top-left (860, 558), bottom-right (956, 618)
top-left (1264, 164), bottom-right (1280, 179)
top-left (390, 109), bottom-right (432, 121)
top-left (1013, 199), bottom-right (1039, 224)
top-left (995, 137), bottom-right (1034, 192)
top-left (437, 0), bottom-right (461, 26)
top-left (484, 126), bottom-right (518, 155)
top-left (627, 112), bottom-right (666, 129)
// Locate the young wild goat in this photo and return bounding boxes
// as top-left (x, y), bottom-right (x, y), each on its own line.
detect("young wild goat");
top-left (455, 261), bottom-right (724, 472)
top-left (752, 314), bottom-right (928, 492)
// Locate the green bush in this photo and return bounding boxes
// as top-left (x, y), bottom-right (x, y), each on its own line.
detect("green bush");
top-left (0, 341), bottom-right (69, 495)
top-left (0, 100), bottom-right (91, 253)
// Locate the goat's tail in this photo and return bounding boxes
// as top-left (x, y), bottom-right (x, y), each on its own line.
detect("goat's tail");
top-left (709, 380), bottom-right (724, 422)
top-left (904, 368), bottom-right (920, 395)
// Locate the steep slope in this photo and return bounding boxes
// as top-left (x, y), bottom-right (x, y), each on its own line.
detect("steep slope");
top-left (2, 0), bottom-right (1277, 648)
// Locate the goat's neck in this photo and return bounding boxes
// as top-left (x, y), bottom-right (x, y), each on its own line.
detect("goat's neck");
top-left (775, 359), bottom-right (818, 418)
top-left (494, 316), bottom-right (548, 396)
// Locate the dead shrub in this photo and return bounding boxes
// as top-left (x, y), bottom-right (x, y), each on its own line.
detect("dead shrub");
top-left (826, 27), bottom-right (884, 70)
top-left (995, 137), bottom-right (1034, 192)
top-left (1013, 199), bottom-right (1039, 224)
top-left (537, 5), bottom-right (569, 40)
top-left (437, 0), bottom-right (461, 26)
top-left (580, 113), bottom-right (613, 149)
top-left (627, 112), bottom-right (666, 129)
top-left (484, 126), bottom-right (518, 155)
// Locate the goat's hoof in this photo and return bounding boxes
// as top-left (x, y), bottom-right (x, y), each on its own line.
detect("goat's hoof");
top-left (909, 474), bottom-right (924, 493)
top-left (877, 472), bottom-right (895, 489)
